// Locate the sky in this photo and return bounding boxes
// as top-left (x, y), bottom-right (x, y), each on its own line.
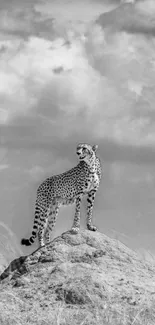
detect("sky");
top-left (1, 0), bottom-right (155, 259)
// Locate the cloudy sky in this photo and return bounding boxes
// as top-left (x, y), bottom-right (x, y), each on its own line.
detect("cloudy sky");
top-left (1, 0), bottom-right (155, 258)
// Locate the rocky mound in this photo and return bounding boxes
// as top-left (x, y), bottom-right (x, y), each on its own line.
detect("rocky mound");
top-left (0, 230), bottom-right (155, 325)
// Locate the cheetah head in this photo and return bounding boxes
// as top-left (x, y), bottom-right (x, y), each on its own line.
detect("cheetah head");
top-left (76, 143), bottom-right (98, 164)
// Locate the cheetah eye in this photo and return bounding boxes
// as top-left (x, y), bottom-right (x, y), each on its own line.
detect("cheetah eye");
top-left (83, 148), bottom-right (89, 154)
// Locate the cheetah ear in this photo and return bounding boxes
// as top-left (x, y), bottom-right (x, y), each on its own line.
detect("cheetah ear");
top-left (92, 145), bottom-right (98, 152)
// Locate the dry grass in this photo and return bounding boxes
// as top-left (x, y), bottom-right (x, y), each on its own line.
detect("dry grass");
top-left (1, 227), bottom-right (155, 325)
top-left (0, 284), bottom-right (155, 325)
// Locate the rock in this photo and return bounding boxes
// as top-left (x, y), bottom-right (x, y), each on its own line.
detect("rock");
top-left (0, 230), bottom-right (155, 324)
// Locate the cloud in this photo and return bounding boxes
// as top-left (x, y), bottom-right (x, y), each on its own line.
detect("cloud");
top-left (136, 0), bottom-right (155, 16)
top-left (85, 24), bottom-right (155, 145)
top-left (1, 34), bottom-right (113, 124)
top-left (96, 1), bottom-right (155, 36)
top-left (0, 29), bottom-right (154, 155)
top-left (1, 2), bottom-right (155, 164)
top-left (0, 164), bottom-right (9, 171)
top-left (0, 36), bottom-right (76, 123)
top-left (0, 1), bottom-right (55, 40)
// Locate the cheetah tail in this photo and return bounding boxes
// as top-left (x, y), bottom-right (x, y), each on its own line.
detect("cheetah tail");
top-left (21, 229), bottom-right (37, 246)
top-left (21, 236), bottom-right (35, 246)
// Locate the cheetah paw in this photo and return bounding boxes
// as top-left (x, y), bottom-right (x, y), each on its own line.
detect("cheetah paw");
top-left (71, 227), bottom-right (80, 234)
top-left (87, 224), bottom-right (97, 232)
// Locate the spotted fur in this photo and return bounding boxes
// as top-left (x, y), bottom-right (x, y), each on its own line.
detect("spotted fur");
top-left (21, 143), bottom-right (102, 247)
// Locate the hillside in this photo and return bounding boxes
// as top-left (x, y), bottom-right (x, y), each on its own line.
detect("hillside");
top-left (0, 230), bottom-right (155, 325)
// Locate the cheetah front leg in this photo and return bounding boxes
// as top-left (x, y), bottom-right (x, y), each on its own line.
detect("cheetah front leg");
top-left (71, 195), bottom-right (82, 234)
top-left (86, 189), bottom-right (98, 231)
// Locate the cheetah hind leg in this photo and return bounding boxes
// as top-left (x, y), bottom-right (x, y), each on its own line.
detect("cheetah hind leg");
top-left (37, 206), bottom-right (52, 247)
top-left (44, 203), bottom-right (60, 244)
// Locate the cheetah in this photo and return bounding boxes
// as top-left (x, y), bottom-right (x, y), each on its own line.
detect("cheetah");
top-left (21, 143), bottom-right (102, 247)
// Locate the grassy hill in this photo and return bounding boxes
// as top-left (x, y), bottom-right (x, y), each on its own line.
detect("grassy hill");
top-left (0, 230), bottom-right (155, 325)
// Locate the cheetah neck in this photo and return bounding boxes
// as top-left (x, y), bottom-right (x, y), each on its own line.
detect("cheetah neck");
top-left (79, 160), bottom-right (96, 173)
